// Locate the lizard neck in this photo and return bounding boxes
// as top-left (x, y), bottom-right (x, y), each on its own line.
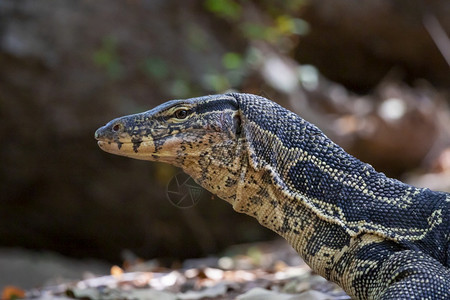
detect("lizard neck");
top-left (235, 94), bottom-right (447, 244)
top-left (180, 133), bottom-right (249, 204)
top-left (232, 158), bottom-right (352, 279)
top-left (179, 132), bottom-right (352, 280)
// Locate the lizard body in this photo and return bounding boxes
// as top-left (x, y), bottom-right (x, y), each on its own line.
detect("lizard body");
top-left (95, 93), bottom-right (450, 299)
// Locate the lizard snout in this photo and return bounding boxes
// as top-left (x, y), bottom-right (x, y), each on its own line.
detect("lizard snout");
top-left (95, 119), bottom-right (126, 142)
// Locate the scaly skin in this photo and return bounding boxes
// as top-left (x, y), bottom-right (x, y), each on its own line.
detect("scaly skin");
top-left (95, 93), bottom-right (450, 299)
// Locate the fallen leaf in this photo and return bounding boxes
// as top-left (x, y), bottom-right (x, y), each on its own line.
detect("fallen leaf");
top-left (1, 286), bottom-right (26, 300)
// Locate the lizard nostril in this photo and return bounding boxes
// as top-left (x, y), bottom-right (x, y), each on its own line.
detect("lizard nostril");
top-left (112, 123), bottom-right (122, 132)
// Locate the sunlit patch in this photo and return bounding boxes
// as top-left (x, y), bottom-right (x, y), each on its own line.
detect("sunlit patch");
top-left (377, 98), bottom-right (406, 121)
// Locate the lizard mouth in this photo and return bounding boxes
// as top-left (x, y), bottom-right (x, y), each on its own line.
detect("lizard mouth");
top-left (97, 140), bottom-right (158, 160)
top-left (96, 135), bottom-right (184, 162)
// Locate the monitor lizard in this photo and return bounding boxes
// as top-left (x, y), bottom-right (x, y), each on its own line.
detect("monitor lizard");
top-left (95, 93), bottom-right (450, 299)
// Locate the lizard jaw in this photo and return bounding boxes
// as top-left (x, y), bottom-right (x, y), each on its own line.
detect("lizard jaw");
top-left (97, 137), bottom-right (184, 163)
top-left (97, 140), bottom-right (159, 161)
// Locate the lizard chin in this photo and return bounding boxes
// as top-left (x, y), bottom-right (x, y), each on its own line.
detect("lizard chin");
top-left (97, 140), bottom-right (159, 161)
top-left (97, 138), bottom-right (184, 164)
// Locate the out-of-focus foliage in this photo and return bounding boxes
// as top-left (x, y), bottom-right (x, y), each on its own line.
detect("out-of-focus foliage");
top-left (93, 37), bottom-right (124, 80)
top-left (204, 0), bottom-right (242, 21)
top-left (198, 0), bottom-right (312, 94)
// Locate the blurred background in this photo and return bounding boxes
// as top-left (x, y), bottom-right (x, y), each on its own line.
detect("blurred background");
top-left (0, 0), bottom-right (449, 291)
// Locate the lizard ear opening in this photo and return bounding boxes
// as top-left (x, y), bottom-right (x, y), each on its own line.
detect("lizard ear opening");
top-left (233, 114), bottom-right (242, 136)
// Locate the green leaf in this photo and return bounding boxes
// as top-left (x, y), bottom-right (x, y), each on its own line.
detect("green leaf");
top-left (143, 58), bottom-right (169, 80)
top-left (222, 52), bottom-right (243, 69)
top-left (204, 0), bottom-right (241, 20)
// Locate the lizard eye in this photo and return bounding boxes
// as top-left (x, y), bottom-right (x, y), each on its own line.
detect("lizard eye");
top-left (174, 109), bottom-right (188, 119)
top-left (112, 123), bottom-right (123, 132)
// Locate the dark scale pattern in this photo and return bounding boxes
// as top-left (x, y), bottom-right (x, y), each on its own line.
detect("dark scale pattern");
top-left (97, 93), bottom-right (450, 299)
top-left (230, 93), bottom-right (450, 298)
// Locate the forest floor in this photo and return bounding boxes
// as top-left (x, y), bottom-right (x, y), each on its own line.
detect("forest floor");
top-left (1, 239), bottom-right (349, 300)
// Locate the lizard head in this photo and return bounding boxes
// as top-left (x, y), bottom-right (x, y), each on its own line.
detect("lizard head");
top-left (95, 94), bottom-right (242, 169)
